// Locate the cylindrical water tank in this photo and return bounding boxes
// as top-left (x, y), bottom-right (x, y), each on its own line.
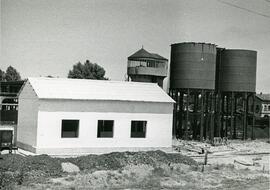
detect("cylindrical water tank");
top-left (170, 42), bottom-right (217, 90)
top-left (218, 49), bottom-right (257, 92)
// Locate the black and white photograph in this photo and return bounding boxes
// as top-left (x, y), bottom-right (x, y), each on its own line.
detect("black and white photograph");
top-left (0, 0), bottom-right (269, 189)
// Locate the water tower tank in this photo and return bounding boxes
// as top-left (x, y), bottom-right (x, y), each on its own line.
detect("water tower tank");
top-left (170, 42), bottom-right (217, 90)
top-left (218, 49), bottom-right (257, 92)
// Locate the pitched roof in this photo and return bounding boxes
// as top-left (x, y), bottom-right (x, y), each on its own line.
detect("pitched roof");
top-left (26, 77), bottom-right (174, 103)
top-left (128, 48), bottom-right (168, 61)
top-left (256, 93), bottom-right (270, 101)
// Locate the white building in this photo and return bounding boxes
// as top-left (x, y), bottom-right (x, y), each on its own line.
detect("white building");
top-left (17, 77), bottom-right (174, 155)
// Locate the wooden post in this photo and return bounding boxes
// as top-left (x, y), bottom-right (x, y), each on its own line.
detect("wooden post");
top-left (252, 93), bottom-right (255, 140)
top-left (172, 89), bottom-right (176, 138)
top-left (179, 92), bottom-right (184, 138)
top-left (243, 92), bottom-right (248, 140)
top-left (176, 90), bottom-right (180, 138)
top-left (204, 150), bottom-right (208, 165)
top-left (193, 93), bottom-right (198, 139)
top-left (217, 92), bottom-right (222, 138)
top-left (230, 92), bottom-right (234, 139)
top-left (210, 92), bottom-right (215, 141)
top-left (185, 89), bottom-right (190, 140)
top-left (226, 94), bottom-right (229, 137)
top-left (205, 92), bottom-right (209, 140)
top-left (200, 90), bottom-right (205, 141)
top-left (233, 94), bottom-right (237, 139)
top-left (221, 94), bottom-right (225, 138)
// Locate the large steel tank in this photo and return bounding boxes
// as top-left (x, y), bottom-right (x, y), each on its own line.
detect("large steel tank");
top-left (218, 49), bottom-right (257, 92)
top-left (170, 42), bottom-right (217, 89)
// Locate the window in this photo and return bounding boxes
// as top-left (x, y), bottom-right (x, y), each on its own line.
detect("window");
top-left (97, 120), bottom-right (114, 138)
top-left (131, 121), bottom-right (147, 138)
top-left (61, 120), bottom-right (79, 138)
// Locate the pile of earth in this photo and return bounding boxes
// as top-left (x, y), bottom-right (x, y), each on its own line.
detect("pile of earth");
top-left (0, 154), bottom-right (62, 188)
top-left (0, 150), bottom-right (197, 188)
top-left (65, 150), bottom-right (198, 171)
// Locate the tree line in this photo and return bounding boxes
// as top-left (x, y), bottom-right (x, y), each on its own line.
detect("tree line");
top-left (0, 66), bottom-right (21, 81)
top-left (0, 60), bottom-right (108, 81)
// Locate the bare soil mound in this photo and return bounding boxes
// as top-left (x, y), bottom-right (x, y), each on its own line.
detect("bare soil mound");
top-left (0, 150), bottom-right (196, 188)
top-left (65, 150), bottom-right (197, 171)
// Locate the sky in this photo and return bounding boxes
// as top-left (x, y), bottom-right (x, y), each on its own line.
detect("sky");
top-left (0, 0), bottom-right (270, 92)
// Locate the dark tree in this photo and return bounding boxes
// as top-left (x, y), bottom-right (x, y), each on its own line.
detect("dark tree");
top-left (68, 60), bottom-right (108, 80)
top-left (5, 66), bottom-right (21, 81)
top-left (0, 69), bottom-right (5, 81)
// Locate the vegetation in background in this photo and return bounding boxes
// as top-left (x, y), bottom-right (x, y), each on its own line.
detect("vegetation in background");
top-left (0, 66), bottom-right (22, 81)
top-left (68, 60), bottom-right (108, 80)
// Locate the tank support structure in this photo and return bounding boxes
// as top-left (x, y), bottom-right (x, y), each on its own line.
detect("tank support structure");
top-left (170, 89), bottom-right (256, 140)
top-left (170, 88), bottom-right (216, 141)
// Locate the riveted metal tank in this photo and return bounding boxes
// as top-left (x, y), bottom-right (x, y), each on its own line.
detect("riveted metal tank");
top-left (218, 49), bottom-right (257, 92)
top-left (170, 42), bottom-right (217, 89)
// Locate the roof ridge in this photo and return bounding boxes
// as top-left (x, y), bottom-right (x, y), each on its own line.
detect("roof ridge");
top-left (28, 77), bottom-right (159, 86)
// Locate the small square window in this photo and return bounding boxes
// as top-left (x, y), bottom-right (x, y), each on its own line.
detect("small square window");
top-left (131, 121), bottom-right (147, 138)
top-left (61, 120), bottom-right (79, 138)
top-left (97, 120), bottom-right (114, 138)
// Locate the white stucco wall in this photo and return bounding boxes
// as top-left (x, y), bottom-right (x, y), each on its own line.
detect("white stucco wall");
top-left (17, 81), bottom-right (39, 151)
top-left (36, 111), bottom-right (173, 154)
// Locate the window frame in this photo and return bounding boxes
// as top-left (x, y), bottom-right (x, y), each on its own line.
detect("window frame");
top-left (61, 119), bottom-right (79, 138)
top-left (97, 120), bottom-right (114, 138)
top-left (130, 120), bottom-right (147, 138)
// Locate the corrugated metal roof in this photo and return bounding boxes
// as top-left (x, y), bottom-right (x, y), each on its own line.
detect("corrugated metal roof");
top-left (27, 77), bottom-right (174, 103)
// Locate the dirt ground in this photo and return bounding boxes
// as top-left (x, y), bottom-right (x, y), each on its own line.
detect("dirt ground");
top-left (0, 140), bottom-right (269, 189)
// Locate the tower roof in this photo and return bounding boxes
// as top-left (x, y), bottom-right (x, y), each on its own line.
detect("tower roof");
top-left (128, 48), bottom-right (168, 61)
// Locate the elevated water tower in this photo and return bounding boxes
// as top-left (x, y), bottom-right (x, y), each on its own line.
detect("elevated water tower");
top-left (127, 47), bottom-right (168, 88)
top-left (169, 42), bottom-right (217, 140)
top-left (217, 49), bottom-right (257, 140)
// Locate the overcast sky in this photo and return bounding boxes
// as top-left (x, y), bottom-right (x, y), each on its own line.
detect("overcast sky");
top-left (1, 0), bottom-right (270, 92)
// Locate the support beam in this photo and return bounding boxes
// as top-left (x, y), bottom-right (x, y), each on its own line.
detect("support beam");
top-left (172, 90), bottom-right (176, 138)
top-left (225, 94), bottom-right (229, 137)
top-left (221, 94), bottom-right (225, 138)
top-left (176, 91), bottom-right (180, 138)
top-left (210, 92), bottom-right (215, 141)
top-left (205, 92), bottom-right (209, 139)
top-left (179, 92), bottom-right (184, 138)
top-left (217, 92), bottom-right (222, 138)
top-left (200, 90), bottom-right (205, 141)
top-left (230, 92), bottom-right (234, 139)
top-left (193, 93), bottom-right (198, 139)
top-left (252, 93), bottom-right (255, 140)
top-left (185, 89), bottom-right (190, 140)
top-left (233, 94), bottom-right (237, 139)
top-left (243, 92), bottom-right (248, 140)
